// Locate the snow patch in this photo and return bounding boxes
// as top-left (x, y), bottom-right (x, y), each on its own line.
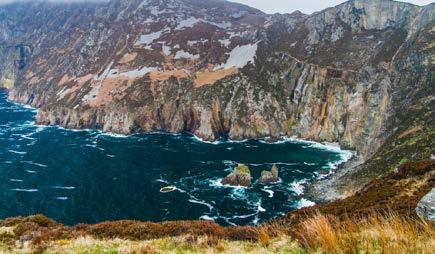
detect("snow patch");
top-left (174, 50), bottom-right (200, 60)
top-left (176, 17), bottom-right (202, 30)
top-left (106, 67), bottom-right (157, 79)
top-left (215, 42), bottom-right (259, 70)
top-left (162, 45), bottom-right (172, 56)
top-left (219, 39), bottom-right (231, 47)
top-left (176, 17), bottom-right (232, 30)
top-left (187, 39), bottom-right (208, 47)
top-left (94, 62), bottom-right (114, 81)
top-left (134, 29), bottom-right (168, 46)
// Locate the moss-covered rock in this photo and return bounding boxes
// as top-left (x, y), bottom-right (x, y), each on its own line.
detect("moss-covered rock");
top-left (221, 164), bottom-right (252, 187)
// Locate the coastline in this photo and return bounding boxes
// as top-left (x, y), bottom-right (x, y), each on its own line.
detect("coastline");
top-left (3, 89), bottom-right (357, 206)
top-left (303, 155), bottom-right (365, 203)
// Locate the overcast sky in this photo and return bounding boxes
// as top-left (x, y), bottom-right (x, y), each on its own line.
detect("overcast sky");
top-left (231, 0), bottom-right (434, 14)
top-left (0, 0), bottom-right (433, 14)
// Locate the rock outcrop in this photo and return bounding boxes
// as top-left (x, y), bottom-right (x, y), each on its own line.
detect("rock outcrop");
top-left (416, 188), bottom-right (435, 221)
top-left (221, 164), bottom-right (252, 187)
top-left (259, 164), bottom-right (279, 184)
top-left (0, 0), bottom-right (433, 198)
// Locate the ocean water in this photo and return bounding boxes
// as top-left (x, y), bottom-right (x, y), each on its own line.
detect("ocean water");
top-left (0, 90), bottom-right (352, 226)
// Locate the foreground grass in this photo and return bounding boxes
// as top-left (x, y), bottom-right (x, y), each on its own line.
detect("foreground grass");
top-left (43, 236), bottom-right (303, 254)
top-left (0, 213), bottom-right (433, 253)
top-left (296, 213), bottom-right (434, 254)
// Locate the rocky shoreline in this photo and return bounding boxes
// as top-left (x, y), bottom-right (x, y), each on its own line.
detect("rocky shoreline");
top-left (304, 156), bottom-right (364, 202)
top-left (5, 88), bottom-right (366, 202)
top-left (0, 88), bottom-right (421, 204)
top-left (1, 0), bottom-right (434, 208)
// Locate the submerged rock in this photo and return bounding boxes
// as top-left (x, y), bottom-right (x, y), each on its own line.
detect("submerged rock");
top-left (416, 188), bottom-right (435, 221)
top-left (160, 186), bottom-right (177, 193)
top-left (259, 164), bottom-right (279, 184)
top-left (221, 164), bottom-right (252, 187)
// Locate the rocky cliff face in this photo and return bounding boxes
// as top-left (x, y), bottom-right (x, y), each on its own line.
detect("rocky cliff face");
top-left (0, 0), bottom-right (434, 163)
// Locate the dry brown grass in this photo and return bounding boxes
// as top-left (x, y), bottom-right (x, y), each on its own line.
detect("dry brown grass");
top-left (194, 68), bottom-right (239, 87)
top-left (296, 212), bottom-right (435, 254)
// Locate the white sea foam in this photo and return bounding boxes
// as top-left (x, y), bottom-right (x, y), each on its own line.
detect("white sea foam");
top-left (274, 162), bottom-right (299, 166)
top-left (156, 178), bottom-right (169, 184)
top-left (12, 133), bottom-right (36, 141)
top-left (25, 170), bottom-right (37, 174)
top-left (8, 149), bottom-right (27, 155)
top-left (50, 186), bottom-right (76, 190)
top-left (23, 161), bottom-right (48, 168)
top-left (190, 135), bottom-right (222, 144)
top-left (10, 188), bottom-right (38, 192)
top-left (10, 179), bottom-right (23, 182)
top-left (256, 200), bottom-right (266, 212)
top-left (303, 162), bottom-right (318, 166)
top-left (55, 197), bottom-right (68, 200)
top-left (262, 188), bottom-right (274, 198)
top-left (199, 215), bottom-right (215, 221)
top-left (209, 178), bottom-right (224, 188)
top-left (222, 160), bottom-right (236, 166)
top-left (8, 101), bottom-right (38, 113)
top-left (209, 178), bottom-right (249, 190)
top-left (290, 179), bottom-right (307, 196)
top-left (230, 213), bottom-right (257, 219)
top-left (97, 132), bottom-right (129, 138)
top-left (297, 198), bottom-right (316, 208)
top-left (221, 217), bottom-right (237, 226)
top-left (229, 187), bottom-right (248, 200)
top-left (188, 199), bottom-right (214, 212)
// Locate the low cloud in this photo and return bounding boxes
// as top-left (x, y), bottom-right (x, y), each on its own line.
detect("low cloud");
top-left (0, 0), bottom-right (108, 4)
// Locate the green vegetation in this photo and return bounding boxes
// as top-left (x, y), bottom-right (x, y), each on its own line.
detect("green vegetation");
top-left (234, 164), bottom-right (251, 175)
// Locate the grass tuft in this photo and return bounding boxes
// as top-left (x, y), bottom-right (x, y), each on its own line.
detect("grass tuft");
top-left (296, 212), bottom-right (434, 254)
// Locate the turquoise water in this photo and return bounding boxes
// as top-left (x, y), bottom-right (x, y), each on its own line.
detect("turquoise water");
top-left (0, 90), bottom-right (351, 226)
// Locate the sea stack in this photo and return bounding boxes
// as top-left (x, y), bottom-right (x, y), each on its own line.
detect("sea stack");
top-left (259, 164), bottom-right (279, 184)
top-left (221, 164), bottom-right (252, 187)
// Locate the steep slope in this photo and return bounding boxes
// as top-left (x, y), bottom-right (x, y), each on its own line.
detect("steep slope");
top-left (0, 0), bottom-right (434, 197)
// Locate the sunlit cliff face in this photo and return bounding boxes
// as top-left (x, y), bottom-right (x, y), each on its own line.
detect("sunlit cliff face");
top-left (0, 0), bottom-right (433, 161)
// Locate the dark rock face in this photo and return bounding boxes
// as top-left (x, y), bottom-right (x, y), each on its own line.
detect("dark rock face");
top-left (221, 164), bottom-right (252, 187)
top-left (259, 164), bottom-right (279, 184)
top-left (0, 0), bottom-right (434, 197)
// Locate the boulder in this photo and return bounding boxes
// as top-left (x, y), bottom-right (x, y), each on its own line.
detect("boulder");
top-left (221, 164), bottom-right (252, 187)
top-left (259, 164), bottom-right (279, 184)
top-left (416, 188), bottom-right (435, 221)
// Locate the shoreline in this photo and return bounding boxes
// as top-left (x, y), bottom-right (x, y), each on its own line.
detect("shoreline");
top-left (303, 155), bottom-right (365, 203)
top-left (3, 89), bottom-right (357, 207)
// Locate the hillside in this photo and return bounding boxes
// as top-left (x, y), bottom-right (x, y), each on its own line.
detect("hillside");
top-left (1, 0), bottom-right (434, 199)
top-left (0, 0), bottom-right (434, 253)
